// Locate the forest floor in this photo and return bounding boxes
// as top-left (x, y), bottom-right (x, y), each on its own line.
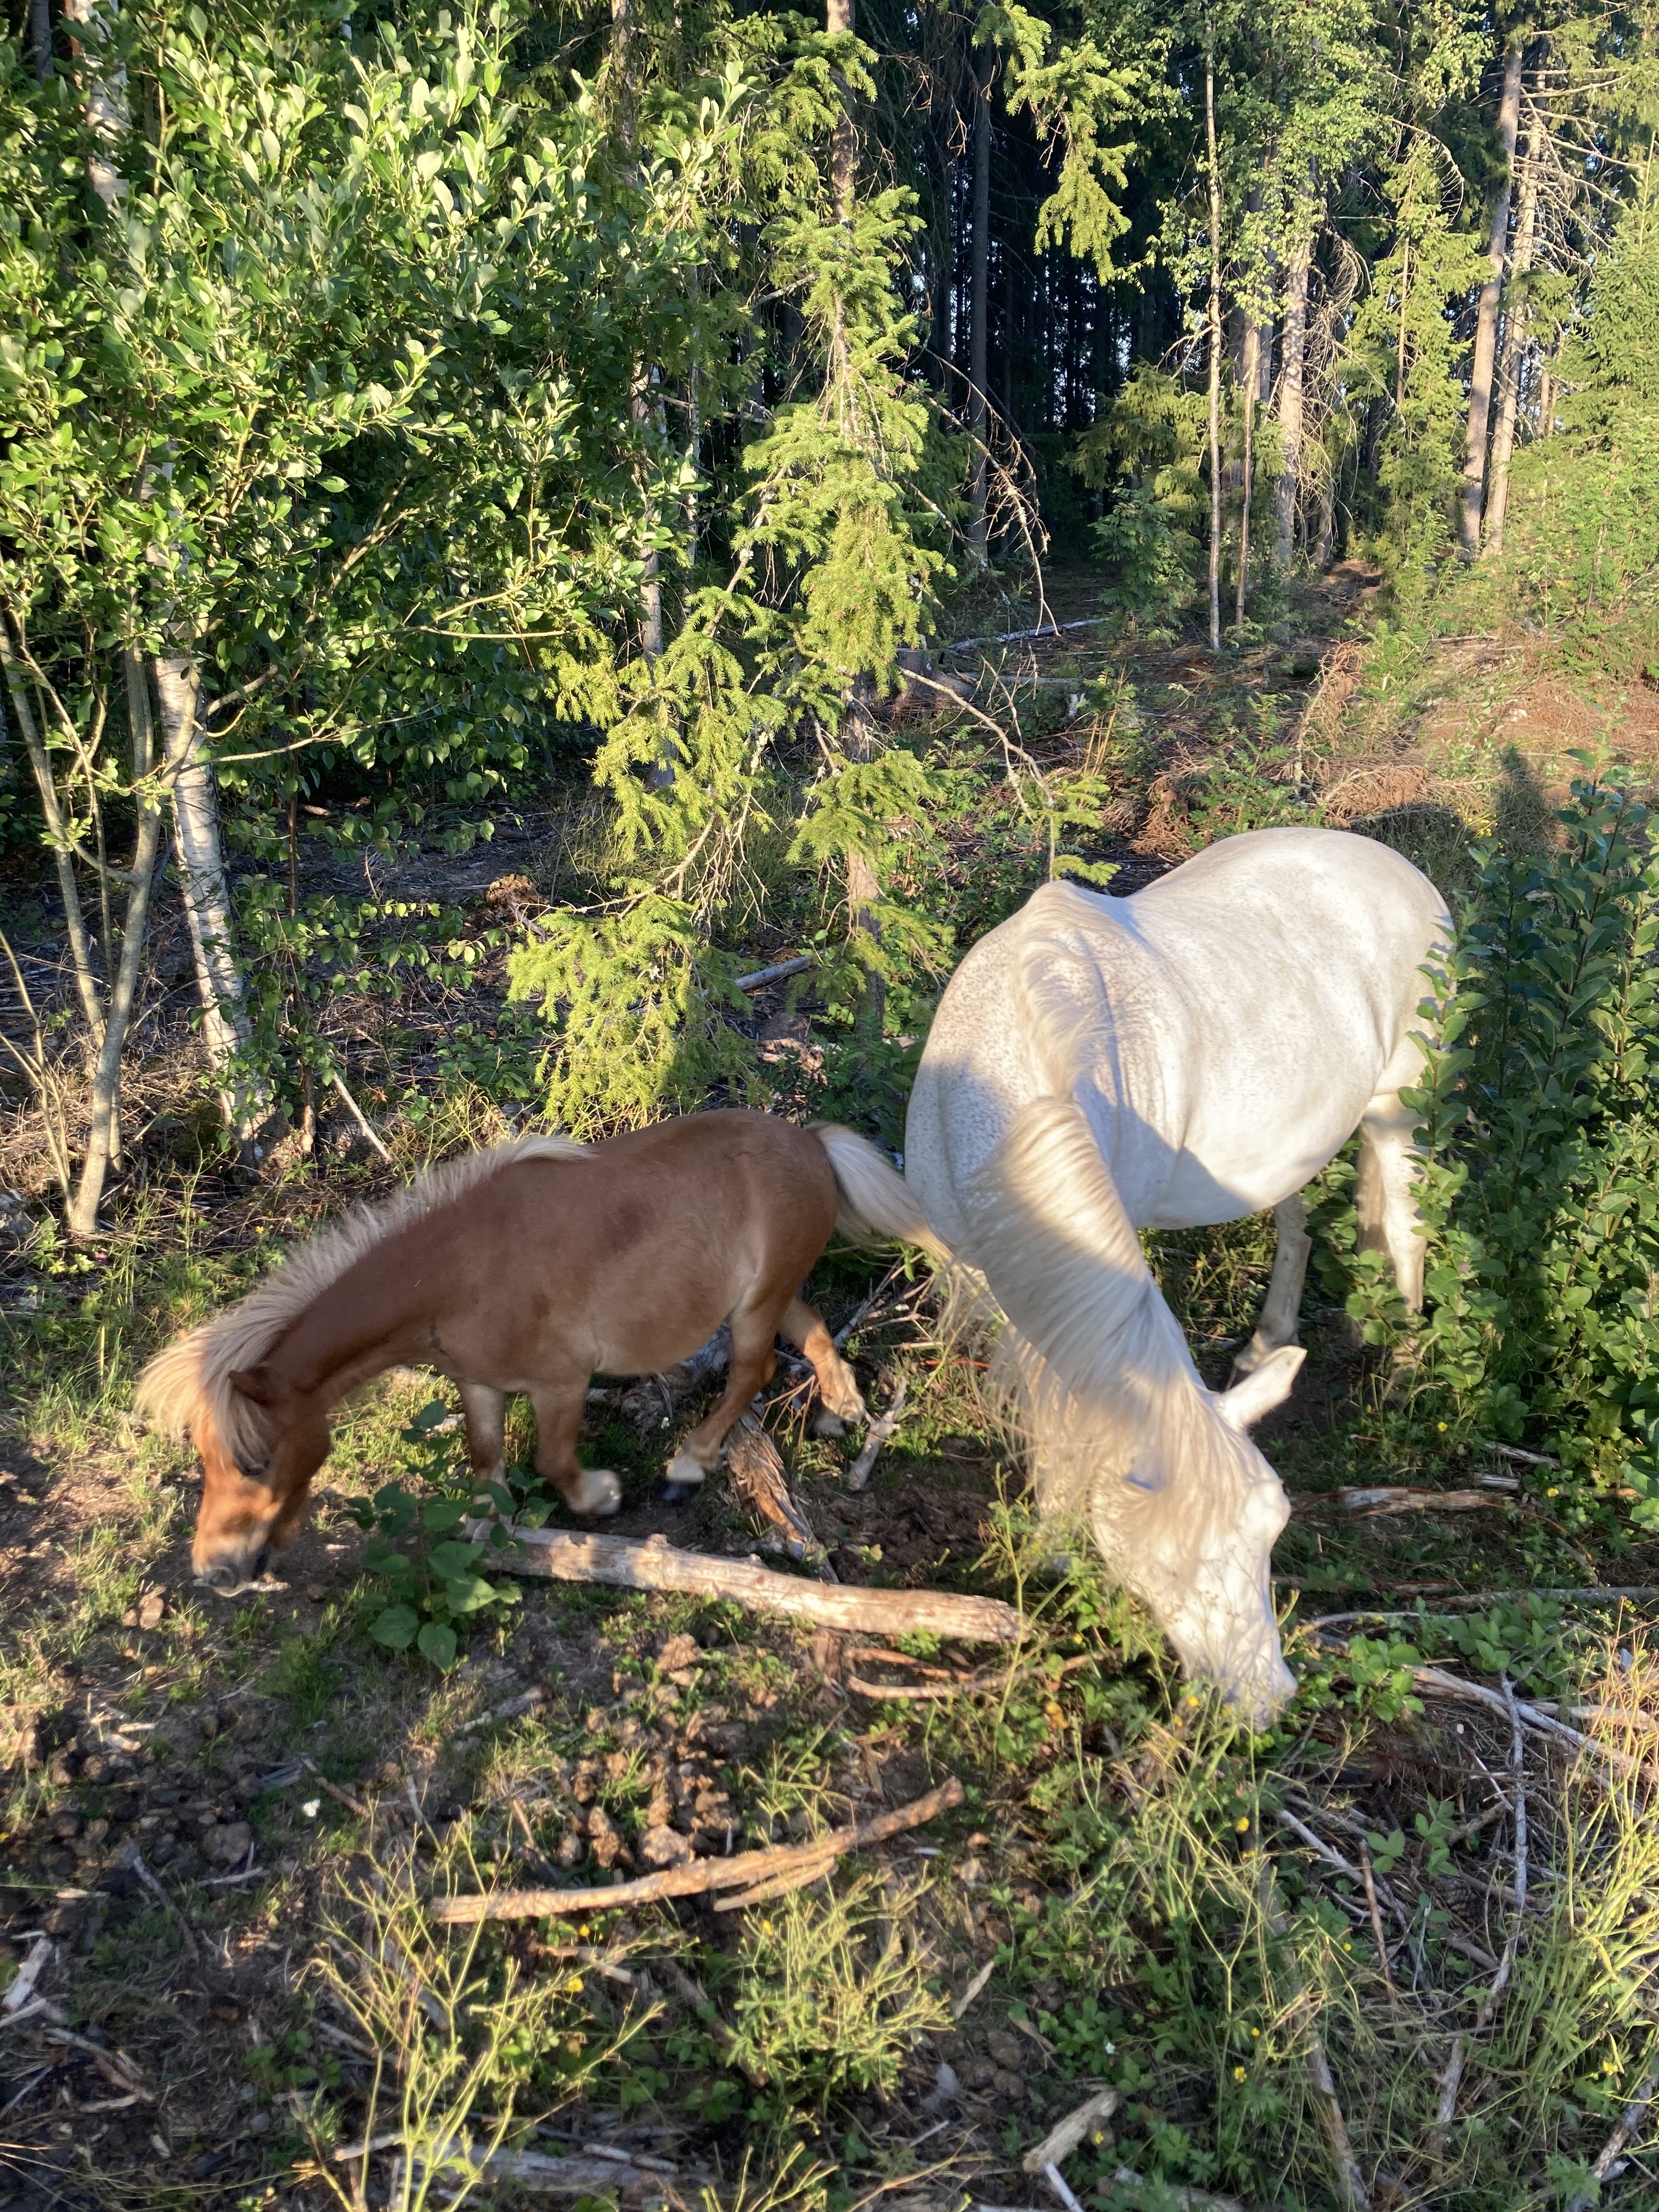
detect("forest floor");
top-left (5, 569), bottom-right (1659, 2212)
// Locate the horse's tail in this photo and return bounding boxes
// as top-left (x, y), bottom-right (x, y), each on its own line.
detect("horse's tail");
top-left (809, 1124), bottom-right (950, 1260)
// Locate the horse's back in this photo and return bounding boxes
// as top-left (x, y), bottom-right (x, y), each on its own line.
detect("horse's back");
top-left (909, 827), bottom-right (1449, 1232)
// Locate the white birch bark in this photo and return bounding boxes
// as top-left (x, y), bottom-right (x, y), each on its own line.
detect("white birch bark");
top-left (156, 656), bottom-right (270, 1139)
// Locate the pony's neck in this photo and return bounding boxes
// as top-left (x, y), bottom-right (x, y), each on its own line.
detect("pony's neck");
top-left (262, 1215), bottom-right (453, 1407)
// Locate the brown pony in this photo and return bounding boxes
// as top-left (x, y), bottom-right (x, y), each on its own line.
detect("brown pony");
top-left (137, 1111), bottom-right (941, 1594)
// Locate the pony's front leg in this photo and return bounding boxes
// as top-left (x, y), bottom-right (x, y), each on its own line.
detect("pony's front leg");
top-left (527, 1385), bottom-right (623, 1518)
top-left (1231, 1193), bottom-right (1313, 1382)
top-left (663, 1308), bottom-right (778, 1502)
top-left (781, 1294), bottom-right (867, 1437)
top-left (458, 1383), bottom-right (507, 1507)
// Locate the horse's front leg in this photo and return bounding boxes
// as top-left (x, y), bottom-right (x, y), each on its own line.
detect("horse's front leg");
top-left (1231, 1193), bottom-right (1314, 1383)
top-left (458, 1383), bottom-right (507, 1507)
top-left (663, 1304), bottom-right (780, 1502)
top-left (1357, 1088), bottom-right (1426, 1310)
top-left (527, 1384), bottom-right (623, 1517)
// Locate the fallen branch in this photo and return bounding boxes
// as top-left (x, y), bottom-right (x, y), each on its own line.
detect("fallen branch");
top-left (1410, 1663), bottom-right (1657, 1782)
top-left (1260, 1865), bottom-right (1372, 2212)
top-left (1022, 2087), bottom-right (1121, 2174)
top-left (470, 1525), bottom-right (1025, 1645)
top-left (432, 1774), bottom-right (964, 1924)
top-left (849, 1649), bottom-right (1096, 1703)
top-left (847, 1380), bottom-right (908, 1491)
top-left (1294, 1485), bottom-right (1508, 1520)
top-left (726, 1409), bottom-right (834, 1578)
top-left (328, 1068), bottom-right (393, 1164)
top-left (1436, 1677), bottom-right (1529, 2151)
top-left (734, 954), bottom-right (814, 993)
top-left (1567, 2062), bottom-right (1659, 2212)
top-left (0, 1935), bottom-right (52, 2019)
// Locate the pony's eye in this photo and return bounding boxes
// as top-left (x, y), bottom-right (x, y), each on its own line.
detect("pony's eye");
top-left (241, 1455), bottom-right (270, 1480)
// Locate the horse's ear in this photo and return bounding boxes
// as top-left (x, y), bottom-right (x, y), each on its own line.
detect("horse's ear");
top-left (1216, 1345), bottom-right (1305, 1432)
top-left (227, 1364), bottom-right (279, 1407)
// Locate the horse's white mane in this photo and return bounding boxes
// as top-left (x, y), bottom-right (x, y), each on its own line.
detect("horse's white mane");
top-left (951, 1091), bottom-right (1263, 1617)
top-left (135, 1134), bottom-right (588, 1462)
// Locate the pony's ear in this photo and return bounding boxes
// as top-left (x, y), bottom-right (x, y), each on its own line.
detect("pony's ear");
top-left (1216, 1345), bottom-right (1306, 1432)
top-left (227, 1364), bottom-right (279, 1407)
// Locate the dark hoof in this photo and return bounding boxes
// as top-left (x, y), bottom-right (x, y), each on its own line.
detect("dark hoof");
top-left (661, 1480), bottom-right (701, 1505)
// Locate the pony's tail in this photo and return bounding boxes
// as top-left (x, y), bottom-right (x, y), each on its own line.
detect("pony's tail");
top-left (809, 1124), bottom-right (949, 1260)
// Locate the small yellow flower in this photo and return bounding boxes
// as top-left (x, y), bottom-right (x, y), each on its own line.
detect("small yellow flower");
top-left (1603, 2057), bottom-right (1619, 2074)
top-left (1236, 1816), bottom-right (1250, 1833)
top-left (1233, 2066), bottom-right (1247, 2082)
top-left (1437, 1421), bottom-right (1448, 1432)
top-left (1547, 1486), bottom-right (1560, 1497)
top-left (1250, 2027), bottom-right (1261, 2038)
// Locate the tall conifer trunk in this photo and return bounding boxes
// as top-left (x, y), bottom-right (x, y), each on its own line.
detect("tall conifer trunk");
top-left (825, 0), bottom-right (883, 1037)
top-left (968, 41), bottom-right (991, 559)
top-left (1459, 38), bottom-right (1523, 559)
top-left (1482, 122), bottom-right (1540, 558)
top-left (1204, 25), bottom-right (1222, 651)
top-left (1272, 196), bottom-right (1314, 569)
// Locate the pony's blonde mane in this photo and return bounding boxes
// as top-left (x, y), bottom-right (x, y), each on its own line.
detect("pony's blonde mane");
top-left (135, 1135), bottom-right (588, 1464)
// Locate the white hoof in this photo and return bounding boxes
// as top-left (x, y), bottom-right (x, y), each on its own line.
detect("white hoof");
top-left (812, 1410), bottom-right (847, 1440)
top-left (566, 1466), bottom-right (622, 1516)
top-left (664, 1449), bottom-right (708, 1490)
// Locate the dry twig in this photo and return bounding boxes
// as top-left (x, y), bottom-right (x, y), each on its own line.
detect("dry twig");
top-left (432, 1775), bottom-right (964, 1923)
top-left (847, 1380), bottom-right (909, 1491)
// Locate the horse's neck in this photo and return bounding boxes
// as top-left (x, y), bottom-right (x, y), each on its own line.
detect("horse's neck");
top-left (972, 1091), bottom-right (1203, 1413)
top-left (266, 1221), bottom-right (445, 1403)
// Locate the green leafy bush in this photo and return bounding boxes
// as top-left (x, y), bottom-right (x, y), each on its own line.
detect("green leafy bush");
top-left (346, 1400), bottom-right (545, 1667)
top-left (1334, 766), bottom-right (1659, 1527)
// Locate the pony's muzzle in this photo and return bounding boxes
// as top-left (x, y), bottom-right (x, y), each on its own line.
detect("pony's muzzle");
top-left (194, 1541), bottom-right (272, 1596)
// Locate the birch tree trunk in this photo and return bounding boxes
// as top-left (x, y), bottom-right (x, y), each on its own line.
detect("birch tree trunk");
top-left (1203, 27), bottom-right (1223, 651)
top-left (1482, 125), bottom-right (1540, 558)
top-left (968, 41), bottom-right (991, 560)
top-left (1272, 213), bottom-right (1314, 570)
top-left (1459, 39), bottom-right (1524, 560)
top-left (67, 652), bottom-right (164, 1235)
top-left (156, 656), bottom-right (269, 1141)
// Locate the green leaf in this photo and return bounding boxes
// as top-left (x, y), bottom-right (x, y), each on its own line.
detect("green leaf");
top-left (370, 1604), bottom-right (421, 1651)
top-left (417, 1622), bottom-right (459, 1669)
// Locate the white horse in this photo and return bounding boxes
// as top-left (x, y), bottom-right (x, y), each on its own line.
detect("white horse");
top-left (905, 826), bottom-right (1450, 1721)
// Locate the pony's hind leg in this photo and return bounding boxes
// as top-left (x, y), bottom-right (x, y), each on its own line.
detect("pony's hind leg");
top-left (459, 1383), bottom-right (507, 1506)
top-left (527, 1384), bottom-right (623, 1517)
top-left (1357, 1088), bottom-right (1426, 1309)
top-left (1231, 1194), bottom-right (1314, 1383)
top-left (781, 1294), bottom-right (867, 1437)
top-left (663, 1302), bottom-right (781, 1502)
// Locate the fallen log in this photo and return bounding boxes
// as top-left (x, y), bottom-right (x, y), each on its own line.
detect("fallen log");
top-left (468, 1525), bottom-right (1025, 1645)
top-left (1293, 1486), bottom-right (1508, 1519)
top-left (432, 1775), bottom-right (963, 1925)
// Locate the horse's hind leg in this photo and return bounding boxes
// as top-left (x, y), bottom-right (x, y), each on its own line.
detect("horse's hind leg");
top-left (781, 1294), bottom-right (867, 1437)
top-left (1231, 1194), bottom-right (1314, 1382)
top-left (1357, 1087), bottom-right (1426, 1309)
top-left (663, 1300), bottom-right (782, 1502)
top-left (527, 1384), bottom-right (623, 1517)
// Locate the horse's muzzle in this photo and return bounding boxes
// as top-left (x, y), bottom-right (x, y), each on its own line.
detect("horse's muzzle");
top-left (194, 1542), bottom-right (272, 1597)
